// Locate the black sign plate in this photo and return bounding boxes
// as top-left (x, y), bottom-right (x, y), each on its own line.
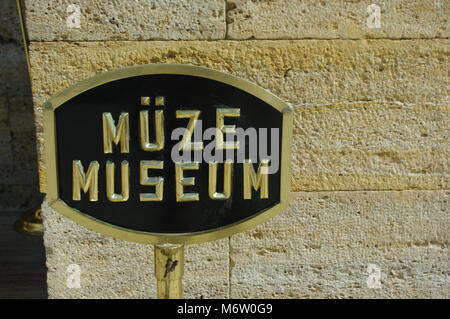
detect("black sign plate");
top-left (43, 65), bottom-right (292, 244)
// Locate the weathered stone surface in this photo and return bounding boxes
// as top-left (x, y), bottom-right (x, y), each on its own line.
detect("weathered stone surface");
top-left (35, 132), bottom-right (46, 190)
top-left (0, 96), bottom-right (38, 186)
top-left (0, 184), bottom-right (38, 211)
top-left (230, 190), bottom-right (449, 298)
top-left (28, 40), bottom-right (448, 108)
top-left (0, 0), bottom-right (22, 44)
top-left (28, 40), bottom-right (449, 192)
top-left (0, 1), bottom-right (40, 211)
top-left (227, 0), bottom-right (450, 40)
top-left (292, 102), bottom-right (449, 191)
top-left (8, 96), bottom-right (38, 172)
top-left (24, 0), bottom-right (226, 41)
top-left (0, 43), bottom-right (29, 97)
top-left (0, 97), bottom-right (14, 184)
top-left (42, 199), bottom-right (229, 298)
top-left (0, 141), bottom-right (13, 175)
top-left (184, 240), bottom-right (229, 299)
top-left (21, 0), bottom-right (449, 300)
top-left (0, 97), bottom-right (11, 143)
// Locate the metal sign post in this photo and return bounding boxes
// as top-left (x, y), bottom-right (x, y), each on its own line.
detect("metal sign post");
top-left (154, 244), bottom-right (184, 299)
top-left (42, 64), bottom-right (293, 298)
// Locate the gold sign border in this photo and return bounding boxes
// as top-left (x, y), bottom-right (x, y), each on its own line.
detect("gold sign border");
top-left (43, 64), bottom-right (293, 244)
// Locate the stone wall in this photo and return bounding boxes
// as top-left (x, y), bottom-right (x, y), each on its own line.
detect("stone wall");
top-left (24, 0), bottom-right (449, 298)
top-left (0, 0), bottom-right (40, 211)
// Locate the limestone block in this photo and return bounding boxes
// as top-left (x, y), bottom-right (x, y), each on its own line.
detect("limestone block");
top-left (0, 141), bottom-right (13, 175)
top-left (184, 240), bottom-right (229, 299)
top-left (0, 97), bottom-right (13, 176)
top-left (27, 40), bottom-right (449, 193)
top-left (292, 102), bottom-right (449, 191)
top-left (42, 199), bottom-right (229, 298)
top-left (5, 97), bottom-right (38, 181)
top-left (230, 190), bottom-right (450, 298)
top-left (8, 97), bottom-right (35, 137)
top-left (28, 40), bottom-right (449, 109)
top-left (0, 96), bottom-right (37, 201)
top-left (227, 0), bottom-right (450, 40)
top-left (0, 43), bottom-right (29, 97)
top-left (0, 184), bottom-right (38, 211)
top-left (24, 0), bottom-right (226, 41)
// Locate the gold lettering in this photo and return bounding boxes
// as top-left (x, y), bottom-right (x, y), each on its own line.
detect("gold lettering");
top-left (140, 160), bottom-right (164, 201)
top-left (208, 160), bottom-right (233, 200)
top-left (106, 160), bottom-right (130, 202)
top-left (216, 108), bottom-right (240, 149)
top-left (102, 112), bottom-right (130, 153)
top-left (243, 159), bottom-right (269, 199)
top-left (72, 160), bottom-right (99, 201)
top-left (155, 96), bottom-right (165, 106)
top-left (140, 96), bottom-right (150, 106)
top-left (175, 162), bottom-right (199, 202)
top-left (140, 110), bottom-right (164, 151)
top-left (176, 110), bottom-right (203, 151)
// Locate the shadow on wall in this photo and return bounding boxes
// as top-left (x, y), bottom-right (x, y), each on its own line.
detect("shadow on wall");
top-left (0, 0), bottom-right (41, 212)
